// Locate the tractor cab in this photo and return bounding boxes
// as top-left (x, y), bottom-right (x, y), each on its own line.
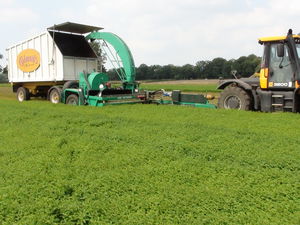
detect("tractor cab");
top-left (259, 31), bottom-right (300, 90)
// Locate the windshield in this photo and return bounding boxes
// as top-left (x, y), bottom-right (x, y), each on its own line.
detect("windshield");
top-left (297, 44), bottom-right (300, 59)
top-left (269, 43), bottom-right (293, 85)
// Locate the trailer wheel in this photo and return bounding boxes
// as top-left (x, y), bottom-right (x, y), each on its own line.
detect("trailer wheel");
top-left (16, 87), bottom-right (30, 102)
top-left (66, 94), bottom-right (79, 105)
top-left (218, 86), bottom-right (251, 110)
top-left (49, 87), bottom-right (62, 104)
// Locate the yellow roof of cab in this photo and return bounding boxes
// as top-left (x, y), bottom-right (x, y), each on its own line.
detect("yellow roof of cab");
top-left (259, 35), bottom-right (300, 43)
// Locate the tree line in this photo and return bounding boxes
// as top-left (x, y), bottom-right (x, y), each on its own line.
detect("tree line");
top-left (107, 54), bottom-right (261, 80)
top-left (0, 54), bottom-right (8, 82)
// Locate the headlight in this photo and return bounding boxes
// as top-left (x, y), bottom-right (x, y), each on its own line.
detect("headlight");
top-left (99, 84), bottom-right (104, 89)
top-left (135, 88), bottom-right (139, 93)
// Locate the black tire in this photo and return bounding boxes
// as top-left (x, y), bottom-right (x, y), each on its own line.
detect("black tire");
top-left (63, 81), bottom-right (78, 90)
top-left (16, 87), bottom-right (30, 102)
top-left (218, 85), bottom-right (252, 110)
top-left (66, 94), bottom-right (79, 105)
top-left (49, 87), bottom-right (62, 104)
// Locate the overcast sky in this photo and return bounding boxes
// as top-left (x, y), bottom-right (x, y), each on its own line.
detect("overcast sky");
top-left (0, 0), bottom-right (299, 67)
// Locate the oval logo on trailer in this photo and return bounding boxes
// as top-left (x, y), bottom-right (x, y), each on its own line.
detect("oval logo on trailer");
top-left (17, 49), bottom-right (40, 72)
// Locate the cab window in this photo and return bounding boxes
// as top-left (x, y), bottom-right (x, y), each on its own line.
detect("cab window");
top-left (269, 43), bottom-right (293, 84)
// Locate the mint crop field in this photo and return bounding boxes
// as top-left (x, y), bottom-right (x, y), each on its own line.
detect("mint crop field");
top-left (0, 89), bottom-right (300, 224)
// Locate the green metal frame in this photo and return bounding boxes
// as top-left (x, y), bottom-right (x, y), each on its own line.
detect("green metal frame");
top-left (62, 72), bottom-right (143, 106)
top-left (60, 31), bottom-right (216, 109)
top-left (62, 91), bottom-right (143, 107)
top-left (152, 99), bottom-right (216, 108)
top-left (86, 32), bottom-right (137, 91)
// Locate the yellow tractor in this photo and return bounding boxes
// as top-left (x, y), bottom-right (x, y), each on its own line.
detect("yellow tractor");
top-left (218, 29), bottom-right (300, 112)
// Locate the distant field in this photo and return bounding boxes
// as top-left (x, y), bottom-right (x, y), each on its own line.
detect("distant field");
top-left (0, 83), bottom-right (299, 224)
top-left (140, 79), bottom-right (220, 93)
top-left (140, 84), bottom-right (219, 93)
top-left (143, 79), bottom-right (219, 85)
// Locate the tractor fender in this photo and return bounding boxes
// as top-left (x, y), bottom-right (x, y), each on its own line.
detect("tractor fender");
top-left (217, 79), bottom-right (253, 90)
top-left (217, 80), bottom-right (260, 110)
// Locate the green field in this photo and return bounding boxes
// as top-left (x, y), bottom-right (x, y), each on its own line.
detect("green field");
top-left (0, 83), bottom-right (10, 87)
top-left (0, 85), bottom-right (300, 224)
top-left (140, 83), bottom-right (220, 93)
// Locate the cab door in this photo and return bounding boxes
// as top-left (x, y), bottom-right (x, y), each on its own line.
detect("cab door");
top-left (268, 43), bottom-right (294, 89)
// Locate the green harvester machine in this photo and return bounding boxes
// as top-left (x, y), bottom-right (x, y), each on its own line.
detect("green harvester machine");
top-left (60, 23), bottom-right (215, 109)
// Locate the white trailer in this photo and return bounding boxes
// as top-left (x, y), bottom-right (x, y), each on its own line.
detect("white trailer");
top-left (6, 22), bottom-right (103, 103)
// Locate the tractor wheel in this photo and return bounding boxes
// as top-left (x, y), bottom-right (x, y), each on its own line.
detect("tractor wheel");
top-left (49, 87), bottom-right (62, 104)
top-left (16, 87), bottom-right (30, 102)
top-left (218, 86), bottom-right (252, 110)
top-left (63, 81), bottom-right (78, 90)
top-left (66, 94), bottom-right (79, 105)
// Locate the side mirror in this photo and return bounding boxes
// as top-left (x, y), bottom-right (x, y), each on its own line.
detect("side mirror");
top-left (277, 44), bottom-right (284, 57)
